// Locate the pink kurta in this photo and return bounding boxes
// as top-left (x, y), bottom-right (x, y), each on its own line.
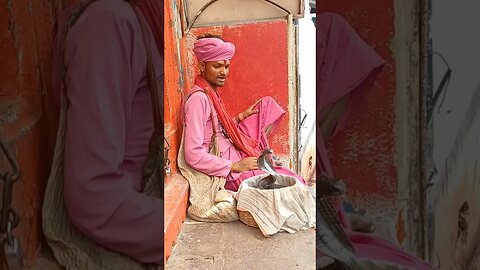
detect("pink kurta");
top-left (183, 86), bottom-right (306, 191)
top-left (317, 12), bottom-right (433, 269)
top-left (53, 0), bottom-right (163, 264)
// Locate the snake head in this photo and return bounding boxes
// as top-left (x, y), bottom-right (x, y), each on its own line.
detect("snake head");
top-left (260, 148), bottom-right (273, 155)
top-left (257, 148), bottom-right (278, 176)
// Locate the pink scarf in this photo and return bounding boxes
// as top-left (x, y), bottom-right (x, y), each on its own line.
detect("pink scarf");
top-left (195, 76), bottom-right (260, 157)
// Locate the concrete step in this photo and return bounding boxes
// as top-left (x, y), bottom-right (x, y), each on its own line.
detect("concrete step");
top-left (166, 218), bottom-right (315, 270)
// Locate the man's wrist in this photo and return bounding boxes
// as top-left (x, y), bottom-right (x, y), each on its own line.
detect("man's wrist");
top-left (230, 161), bottom-right (236, 173)
top-left (237, 112), bottom-right (245, 122)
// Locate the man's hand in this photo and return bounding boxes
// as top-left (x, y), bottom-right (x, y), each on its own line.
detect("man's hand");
top-left (240, 99), bottom-right (262, 120)
top-left (231, 157), bottom-right (258, 172)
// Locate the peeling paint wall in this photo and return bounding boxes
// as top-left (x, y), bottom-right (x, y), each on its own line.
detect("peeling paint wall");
top-left (0, 0), bottom-right (60, 266)
top-left (164, 0), bottom-right (189, 184)
top-left (427, 87), bottom-right (480, 270)
top-left (392, 0), bottom-right (425, 256)
top-left (426, 1), bottom-right (480, 268)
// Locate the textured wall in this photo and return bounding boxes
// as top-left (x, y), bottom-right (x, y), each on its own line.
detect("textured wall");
top-left (164, 0), bottom-right (189, 184)
top-left (317, 0), bottom-right (398, 214)
top-left (0, 0), bottom-right (60, 266)
top-left (428, 87), bottom-right (480, 270)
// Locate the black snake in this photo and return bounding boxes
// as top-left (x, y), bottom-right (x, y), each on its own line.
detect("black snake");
top-left (256, 148), bottom-right (288, 190)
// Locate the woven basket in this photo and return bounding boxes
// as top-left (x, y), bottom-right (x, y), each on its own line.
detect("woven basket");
top-left (238, 209), bottom-right (259, 228)
top-left (236, 174), bottom-right (298, 229)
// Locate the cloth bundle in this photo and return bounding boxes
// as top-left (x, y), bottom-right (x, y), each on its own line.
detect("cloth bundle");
top-left (236, 174), bottom-right (316, 236)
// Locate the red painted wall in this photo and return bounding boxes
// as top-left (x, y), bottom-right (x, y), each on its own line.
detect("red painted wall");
top-left (188, 20), bottom-right (291, 157)
top-left (164, 0), bottom-right (190, 185)
top-left (317, 1), bottom-right (398, 208)
top-left (164, 0), bottom-right (190, 261)
top-left (0, 0), bottom-right (60, 266)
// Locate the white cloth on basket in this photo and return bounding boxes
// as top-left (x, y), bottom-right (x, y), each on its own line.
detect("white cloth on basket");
top-left (235, 174), bottom-right (316, 236)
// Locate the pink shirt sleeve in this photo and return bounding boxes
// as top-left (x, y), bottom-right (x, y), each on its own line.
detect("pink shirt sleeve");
top-left (183, 92), bottom-right (233, 177)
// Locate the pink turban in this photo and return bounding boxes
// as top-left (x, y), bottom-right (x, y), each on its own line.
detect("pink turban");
top-left (193, 38), bottom-right (236, 62)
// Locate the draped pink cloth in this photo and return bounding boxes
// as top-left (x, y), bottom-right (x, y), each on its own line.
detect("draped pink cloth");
top-left (317, 12), bottom-right (433, 269)
top-left (183, 86), bottom-right (306, 192)
top-left (51, 0), bottom-right (163, 264)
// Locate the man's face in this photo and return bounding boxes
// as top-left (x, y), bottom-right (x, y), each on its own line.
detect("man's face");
top-left (200, 60), bottom-right (231, 88)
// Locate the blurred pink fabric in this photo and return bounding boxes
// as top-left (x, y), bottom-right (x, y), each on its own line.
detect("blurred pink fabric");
top-left (317, 12), bottom-right (433, 269)
top-left (51, 0), bottom-right (163, 264)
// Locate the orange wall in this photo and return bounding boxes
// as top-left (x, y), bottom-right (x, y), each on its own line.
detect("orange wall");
top-left (0, 0), bottom-right (60, 266)
top-left (164, 0), bottom-right (190, 185)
